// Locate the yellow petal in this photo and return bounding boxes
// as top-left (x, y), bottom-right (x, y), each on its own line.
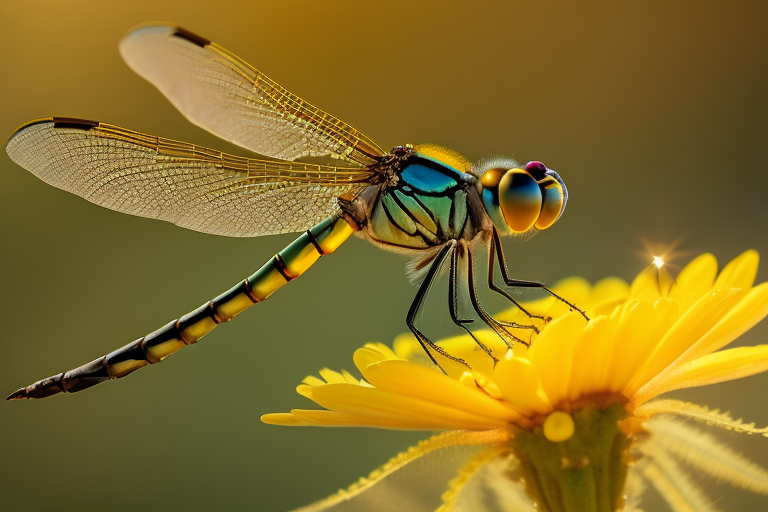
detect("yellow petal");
top-left (636, 345), bottom-right (768, 403)
top-left (361, 359), bottom-right (522, 422)
top-left (497, 276), bottom-right (593, 325)
top-left (588, 298), bottom-right (625, 319)
top-left (629, 265), bottom-right (671, 302)
top-left (341, 369), bottom-right (359, 384)
top-left (669, 253), bottom-right (717, 312)
top-left (544, 277), bottom-right (592, 319)
top-left (552, 276), bottom-right (593, 301)
top-left (297, 384), bottom-right (313, 398)
top-left (527, 313), bottom-right (585, 406)
top-left (651, 297), bottom-right (681, 339)
top-left (674, 282), bottom-right (768, 365)
top-left (303, 375), bottom-right (326, 386)
top-left (623, 298), bottom-right (680, 395)
top-left (713, 249), bottom-right (759, 290)
top-left (289, 409), bottom-right (452, 429)
top-left (493, 356), bottom-right (551, 415)
top-left (588, 277), bottom-right (630, 317)
top-left (630, 288), bottom-right (746, 391)
top-left (591, 277), bottom-right (630, 304)
top-left (354, 343), bottom-right (400, 373)
top-left (567, 316), bottom-right (616, 400)
top-left (442, 330), bottom-right (509, 375)
top-left (391, 333), bottom-right (479, 379)
top-left (392, 333), bottom-right (432, 363)
top-left (319, 368), bottom-right (348, 384)
top-left (304, 383), bottom-right (506, 430)
top-left (261, 412), bottom-right (316, 426)
top-left (500, 297), bottom-right (551, 323)
top-left (589, 302), bottom-right (623, 392)
top-left (605, 300), bottom-right (656, 393)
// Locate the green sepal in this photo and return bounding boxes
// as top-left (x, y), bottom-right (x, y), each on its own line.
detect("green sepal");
top-left (510, 405), bottom-right (631, 512)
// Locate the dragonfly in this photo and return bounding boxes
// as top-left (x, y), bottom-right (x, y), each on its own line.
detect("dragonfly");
top-left (6, 24), bottom-right (584, 400)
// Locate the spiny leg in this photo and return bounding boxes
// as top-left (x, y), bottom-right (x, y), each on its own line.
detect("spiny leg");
top-left (491, 227), bottom-right (590, 321)
top-left (483, 236), bottom-right (543, 332)
top-left (463, 243), bottom-right (533, 349)
top-left (488, 233), bottom-right (548, 324)
top-left (407, 244), bottom-right (470, 372)
top-left (448, 242), bottom-right (497, 362)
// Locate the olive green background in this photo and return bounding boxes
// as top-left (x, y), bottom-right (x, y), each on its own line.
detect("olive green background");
top-left (1, 1), bottom-right (767, 510)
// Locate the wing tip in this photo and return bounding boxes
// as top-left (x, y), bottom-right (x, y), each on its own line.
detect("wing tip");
top-left (119, 22), bottom-right (174, 57)
top-left (7, 117), bottom-right (100, 153)
top-left (120, 22), bottom-right (210, 49)
top-left (171, 27), bottom-right (211, 48)
top-left (6, 117), bottom-right (53, 148)
top-left (121, 21), bottom-right (175, 38)
top-left (120, 23), bottom-right (211, 72)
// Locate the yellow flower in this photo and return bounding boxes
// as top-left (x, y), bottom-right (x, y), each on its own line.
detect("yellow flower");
top-left (264, 251), bottom-right (768, 512)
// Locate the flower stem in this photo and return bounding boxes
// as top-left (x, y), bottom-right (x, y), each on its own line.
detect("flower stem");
top-left (510, 405), bottom-right (631, 512)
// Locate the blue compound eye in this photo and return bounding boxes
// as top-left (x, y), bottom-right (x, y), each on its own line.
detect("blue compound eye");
top-left (525, 161), bottom-right (548, 180)
top-left (498, 169), bottom-right (542, 233)
top-left (535, 179), bottom-right (565, 230)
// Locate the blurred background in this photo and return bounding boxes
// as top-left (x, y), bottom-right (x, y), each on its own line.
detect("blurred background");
top-left (1, 1), bottom-right (767, 510)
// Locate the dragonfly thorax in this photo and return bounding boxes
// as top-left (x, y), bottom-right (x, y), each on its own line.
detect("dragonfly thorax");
top-left (478, 158), bottom-right (568, 236)
top-left (359, 144), bottom-right (484, 251)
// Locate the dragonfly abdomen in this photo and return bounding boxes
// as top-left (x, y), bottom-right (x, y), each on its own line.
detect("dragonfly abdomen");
top-left (7, 215), bottom-right (355, 400)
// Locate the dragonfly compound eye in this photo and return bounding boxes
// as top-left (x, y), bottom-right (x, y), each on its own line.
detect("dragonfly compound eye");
top-left (498, 169), bottom-right (543, 232)
top-left (535, 170), bottom-right (567, 230)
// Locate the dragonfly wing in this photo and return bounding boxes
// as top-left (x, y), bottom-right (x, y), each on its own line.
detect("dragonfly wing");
top-left (6, 118), bottom-right (373, 237)
top-left (119, 24), bottom-right (385, 166)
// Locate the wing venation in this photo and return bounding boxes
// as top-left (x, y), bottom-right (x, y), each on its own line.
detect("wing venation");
top-left (6, 118), bottom-right (373, 237)
top-left (120, 24), bottom-right (385, 166)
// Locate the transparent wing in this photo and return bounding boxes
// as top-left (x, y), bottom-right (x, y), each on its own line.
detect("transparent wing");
top-left (119, 24), bottom-right (385, 166)
top-left (6, 118), bottom-right (374, 237)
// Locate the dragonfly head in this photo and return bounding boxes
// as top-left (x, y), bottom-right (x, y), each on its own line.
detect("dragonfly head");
top-left (479, 159), bottom-right (567, 234)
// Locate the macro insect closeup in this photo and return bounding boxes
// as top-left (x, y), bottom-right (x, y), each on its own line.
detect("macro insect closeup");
top-left (3, 4), bottom-right (768, 512)
top-left (5, 24), bottom-right (583, 400)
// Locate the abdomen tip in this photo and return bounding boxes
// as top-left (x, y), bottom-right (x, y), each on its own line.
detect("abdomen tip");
top-left (6, 388), bottom-right (27, 400)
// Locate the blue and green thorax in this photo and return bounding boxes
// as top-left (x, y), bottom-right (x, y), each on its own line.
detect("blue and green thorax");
top-left (362, 145), bottom-right (483, 250)
top-left (361, 144), bottom-right (568, 250)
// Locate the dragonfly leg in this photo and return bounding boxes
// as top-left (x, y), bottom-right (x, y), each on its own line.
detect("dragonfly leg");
top-left (488, 232), bottom-right (548, 323)
top-left (448, 243), bottom-right (497, 363)
top-left (407, 243), bottom-right (470, 373)
top-left (462, 242), bottom-right (533, 349)
top-left (490, 227), bottom-right (590, 321)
